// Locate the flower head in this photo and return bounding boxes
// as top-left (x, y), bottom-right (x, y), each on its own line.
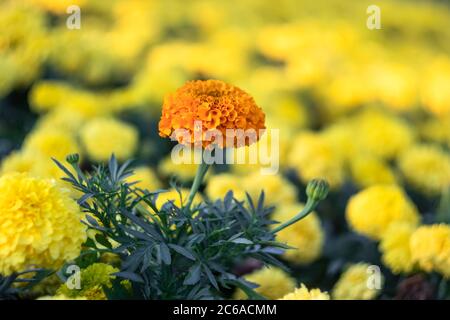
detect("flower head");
top-left (80, 117), bottom-right (138, 162)
top-left (398, 144), bottom-right (450, 195)
top-left (57, 263), bottom-right (120, 300)
top-left (158, 80), bottom-right (265, 147)
top-left (380, 222), bottom-right (417, 274)
top-left (332, 263), bottom-right (384, 300)
top-left (233, 266), bottom-right (296, 300)
top-left (279, 284), bottom-right (330, 300)
top-left (410, 224), bottom-right (450, 277)
top-left (346, 185), bottom-right (419, 240)
top-left (0, 173), bottom-right (86, 275)
top-left (23, 128), bottom-right (81, 162)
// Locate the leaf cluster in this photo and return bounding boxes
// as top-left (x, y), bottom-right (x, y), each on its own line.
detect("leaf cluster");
top-left (54, 155), bottom-right (289, 300)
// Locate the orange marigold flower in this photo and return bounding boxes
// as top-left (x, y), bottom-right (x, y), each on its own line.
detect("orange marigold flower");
top-left (158, 80), bottom-right (265, 147)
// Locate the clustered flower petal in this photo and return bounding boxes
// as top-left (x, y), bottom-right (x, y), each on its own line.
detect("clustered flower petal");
top-left (0, 173), bottom-right (87, 275)
top-left (159, 80), bottom-right (265, 147)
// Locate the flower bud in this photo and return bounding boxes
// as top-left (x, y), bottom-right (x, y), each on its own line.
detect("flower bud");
top-left (306, 179), bottom-right (329, 202)
top-left (66, 153), bottom-right (80, 164)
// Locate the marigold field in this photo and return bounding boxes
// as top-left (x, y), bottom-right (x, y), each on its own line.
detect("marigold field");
top-left (0, 0), bottom-right (450, 301)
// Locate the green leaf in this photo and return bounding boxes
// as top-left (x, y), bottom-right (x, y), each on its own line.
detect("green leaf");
top-left (184, 263), bottom-right (202, 285)
top-left (168, 244), bottom-right (196, 261)
top-left (231, 238), bottom-right (253, 245)
top-left (159, 243), bottom-right (171, 265)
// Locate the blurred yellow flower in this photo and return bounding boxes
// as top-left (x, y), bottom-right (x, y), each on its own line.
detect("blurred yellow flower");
top-left (35, 109), bottom-right (85, 134)
top-left (350, 154), bottom-right (397, 188)
top-left (352, 109), bottom-right (415, 160)
top-left (279, 284), bottom-right (330, 300)
top-left (80, 117), bottom-right (138, 162)
top-left (346, 185), bottom-right (419, 240)
top-left (332, 263), bottom-right (383, 300)
top-left (272, 203), bottom-right (324, 264)
top-left (421, 57), bottom-right (450, 117)
top-left (398, 144), bottom-right (450, 196)
top-left (380, 223), bottom-right (417, 275)
top-left (126, 166), bottom-right (162, 192)
top-left (288, 131), bottom-right (345, 189)
top-left (205, 173), bottom-right (245, 200)
top-left (23, 128), bottom-right (81, 162)
top-left (419, 116), bottom-right (450, 146)
top-left (242, 172), bottom-right (297, 206)
top-left (410, 224), bottom-right (450, 278)
top-left (233, 266), bottom-right (296, 300)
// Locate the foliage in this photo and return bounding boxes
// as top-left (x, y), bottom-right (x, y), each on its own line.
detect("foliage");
top-left (54, 154), bottom-right (291, 300)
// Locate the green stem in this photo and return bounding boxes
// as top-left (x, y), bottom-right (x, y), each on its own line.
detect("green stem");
top-left (271, 199), bottom-right (318, 234)
top-left (186, 161), bottom-right (209, 210)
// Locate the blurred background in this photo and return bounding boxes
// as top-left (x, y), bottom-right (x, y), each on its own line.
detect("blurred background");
top-left (1, 0), bottom-right (450, 299)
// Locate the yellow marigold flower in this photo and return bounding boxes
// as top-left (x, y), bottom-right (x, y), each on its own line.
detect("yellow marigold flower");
top-left (332, 263), bottom-right (384, 300)
top-left (28, 81), bottom-right (71, 113)
top-left (380, 223), bottom-right (417, 274)
top-left (0, 173), bottom-right (86, 275)
top-left (272, 203), bottom-right (324, 264)
top-left (35, 109), bottom-right (84, 134)
top-left (346, 185), bottom-right (419, 240)
top-left (23, 128), bottom-right (81, 162)
top-left (0, 150), bottom-right (71, 183)
top-left (155, 188), bottom-right (203, 210)
top-left (421, 57), bottom-right (450, 117)
top-left (1, 151), bottom-right (34, 175)
top-left (206, 173), bottom-right (246, 200)
top-left (233, 266), bottom-right (296, 300)
top-left (241, 172), bottom-right (297, 206)
top-left (350, 154), bottom-right (397, 188)
top-left (398, 144), bottom-right (450, 196)
top-left (419, 116), bottom-right (450, 146)
top-left (321, 120), bottom-right (358, 161)
top-left (57, 263), bottom-right (119, 300)
top-left (410, 224), bottom-right (450, 277)
top-left (371, 63), bottom-right (418, 112)
top-left (126, 166), bottom-right (161, 191)
top-left (80, 117), bottom-right (138, 162)
top-left (288, 131), bottom-right (345, 189)
top-left (279, 284), bottom-right (330, 300)
top-left (158, 80), bottom-right (265, 147)
top-left (353, 109), bottom-right (415, 159)
top-left (264, 95), bottom-right (309, 134)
